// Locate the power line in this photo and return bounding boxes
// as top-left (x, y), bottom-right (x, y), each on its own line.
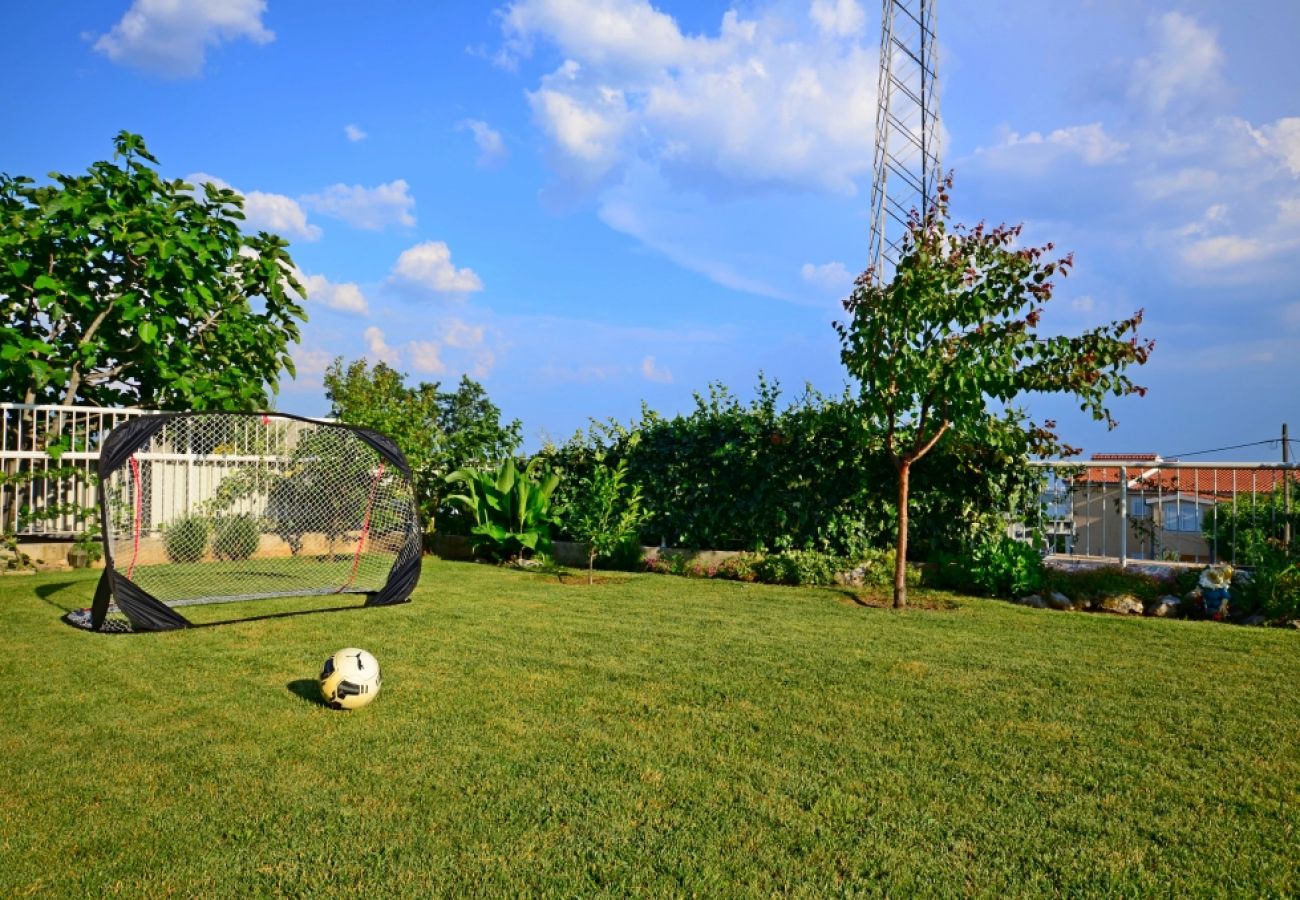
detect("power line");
top-left (1166, 439), bottom-right (1279, 458)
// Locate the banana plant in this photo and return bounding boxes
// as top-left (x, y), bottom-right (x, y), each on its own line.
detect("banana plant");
top-left (444, 457), bottom-right (562, 561)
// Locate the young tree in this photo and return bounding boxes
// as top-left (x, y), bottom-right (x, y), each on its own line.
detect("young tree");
top-left (323, 358), bottom-right (521, 530)
top-left (835, 180), bottom-right (1154, 608)
top-left (0, 131), bottom-right (305, 411)
top-left (564, 458), bottom-right (648, 584)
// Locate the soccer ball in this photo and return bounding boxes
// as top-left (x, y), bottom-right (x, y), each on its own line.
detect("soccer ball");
top-left (319, 648), bottom-right (382, 710)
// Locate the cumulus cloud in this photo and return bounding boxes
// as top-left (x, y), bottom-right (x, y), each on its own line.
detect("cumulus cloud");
top-left (640, 354), bottom-right (673, 383)
top-left (187, 172), bottom-right (321, 241)
top-left (1257, 117), bottom-right (1300, 177)
top-left (980, 123), bottom-right (1128, 170)
top-left (344, 124), bottom-right (368, 142)
top-left (407, 340), bottom-right (446, 374)
top-left (94, 0), bottom-right (273, 78)
top-left (293, 268), bottom-right (369, 315)
top-left (458, 119), bottom-right (508, 167)
top-left (302, 179), bottom-right (416, 230)
top-left (390, 241), bottom-right (484, 295)
top-left (504, 1), bottom-right (879, 194)
top-left (800, 260), bottom-right (853, 292)
top-left (363, 326), bottom-right (400, 366)
top-left (809, 0), bottom-right (866, 39)
top-left (1130, 12), bottom-right (1225, 115)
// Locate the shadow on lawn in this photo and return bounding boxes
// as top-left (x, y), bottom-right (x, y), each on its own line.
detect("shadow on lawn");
top-left (287, 678), bottom-right (331, 707)
top-left (35, 580), bottom-right (87, 613)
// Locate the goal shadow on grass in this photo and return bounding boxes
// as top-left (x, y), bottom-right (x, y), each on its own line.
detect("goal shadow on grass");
top-left (36, 580), bottom-right (383, 633)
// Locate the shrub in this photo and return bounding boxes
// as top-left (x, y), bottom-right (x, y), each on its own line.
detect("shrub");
top-left (164, 515), bottom-right (210, 563)
top-left (1041, 565), bottom-right (1165, 605)
top-left (211, 514), bottom-right (261, 561)
top-left (928, 537), bottom-right (1044, 599)
top-left (1235, 539), bottom-right (1300, 621)
top-left (445, 457), bottom-right (561, 562)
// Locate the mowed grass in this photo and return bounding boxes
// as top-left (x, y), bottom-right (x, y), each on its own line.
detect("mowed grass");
top-left (2, 561), bottom-right (1298, 896)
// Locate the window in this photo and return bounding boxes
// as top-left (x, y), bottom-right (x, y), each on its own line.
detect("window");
top-left (1130, 497), bottom-right (1150, 518)
top-left (1160, 500), bottom-right (1203, 533)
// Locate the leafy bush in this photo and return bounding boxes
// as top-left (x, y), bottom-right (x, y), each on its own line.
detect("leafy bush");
top-left (211, 514), bottom-right (261, 561)
top-left (445, 457), bottom-right (561, 562)
top-left (1041, 565), bottom-right (1166, 606)
top-left (1233, 539), bottom-right (1300, 621)
top-left (164, 515), bottom-right (210, 563)
top-left (542, 378), bottom-right (1044, 560)
top-left (647, 549), bottom-right (906, 588)
top-left (1202, 482), bottom-right (1300, 565)
top-left (928, 537), bottom-right (1044, 599)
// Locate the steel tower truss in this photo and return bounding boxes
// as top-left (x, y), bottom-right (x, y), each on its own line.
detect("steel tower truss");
top-left (868, 0), bottom-right (941, 283)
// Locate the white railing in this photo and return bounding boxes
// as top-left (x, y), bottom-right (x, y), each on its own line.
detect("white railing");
top-left (1023, 459), bottom-right (1300, 568)
top-left (1, 404), bottom-right (151, 536)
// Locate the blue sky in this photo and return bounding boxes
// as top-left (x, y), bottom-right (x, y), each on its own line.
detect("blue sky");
top-left (4, 0), bottom-right (1299, 459)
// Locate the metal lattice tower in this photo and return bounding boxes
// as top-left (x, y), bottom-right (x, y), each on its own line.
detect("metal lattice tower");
top-left (868, 0), bottom-right (941, 283)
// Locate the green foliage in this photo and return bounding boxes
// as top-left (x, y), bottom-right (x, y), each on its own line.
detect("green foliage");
top-left (445, 457), bottom-right (561, 562)
top-left (163, 515), bottom-right (210, 563)
top-left (0, 131), bottom-right (305, 409)
top-left (648, 547), bottom-right (910, 589)
top-left (1042, 565), bottom-right (1166, 606)
top-left (1233, 540), bottom-right (1300, 621)
top-left (324, 360), bottom-right (522, 532)
top-left (563, 459), bottom-right (649, 583)
top-left (542, 378), bottom-right (1043, 562)
top-left (211, 514), bottom-right (261, 561)
top-left (1202, 482), bottom-right (1300, 566)
top-left (928, 537), bottom-right (1045, 599)
top-left (835, 177), bottom-right (1153, 607)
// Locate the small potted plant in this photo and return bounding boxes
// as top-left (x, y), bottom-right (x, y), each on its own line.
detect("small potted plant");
top-left (67, 521), bottom-right (104, 569)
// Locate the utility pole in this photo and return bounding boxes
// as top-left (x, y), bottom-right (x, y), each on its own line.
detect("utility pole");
top-left (1284, 423), bottom-right (1292, 547)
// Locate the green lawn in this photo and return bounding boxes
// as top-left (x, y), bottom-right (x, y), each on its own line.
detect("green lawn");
top-left (3, 561), bottom-right (1298, 895)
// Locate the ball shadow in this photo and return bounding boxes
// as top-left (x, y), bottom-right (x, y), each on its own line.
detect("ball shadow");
top-left (287, 678), bottom-right (329, 707)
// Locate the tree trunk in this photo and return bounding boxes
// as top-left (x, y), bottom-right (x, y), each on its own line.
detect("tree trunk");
top-left (893, 460), bottom-right (911, 609)
top-left (588, 549), bottom-right (596, 586)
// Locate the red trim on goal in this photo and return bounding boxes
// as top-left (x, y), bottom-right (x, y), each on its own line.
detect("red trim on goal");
top-left (338, 460), bottom-right (385, 592)
top-left (127, 456), bottom-right (142, 580)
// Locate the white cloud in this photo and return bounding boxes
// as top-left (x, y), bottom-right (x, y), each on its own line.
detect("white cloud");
top-left (1131, 12), bottom-right (1225, 115)
top-left (363, 326), bottom-right (400, 366)
top-left (291, 346), bottom-right (332, 377)
top-left (1136, 167), bottom-right (1219, 201)
top-left (991, 123), bottom-right (1128, 167)
top-left (188, 173), bottom-right (321, 241)
top-left (443, 318), bottom-right (486, 348)
top-left (1181, 235), bottom-right (1292, 269)
top-left (458, 119), bottom-right (508, 167)
top-left (407, 340), bottom-right (446, 374)
top-left (302, 179), bottom-right (416, 230)
top-left (390, 241), bottom-right (484, 295)
top-left (809, 0), bottom-right (866, 39)
top-left (1257, 117), bottom-right (1300, 177)
top-left (294, 268), bottom-right (369, 315)
top-left (344, 124), bottom-right (368, 142)
top-left (505, 2), bottom-right (879, 194)
top-left (640, 355), bottom-right (673, 383)
top-left (1070, 295), bottom-right (1096, 314)
top-left (94, 0), bottom-right (273, 78)
top-left (800, 260), bottom-right (853, 292)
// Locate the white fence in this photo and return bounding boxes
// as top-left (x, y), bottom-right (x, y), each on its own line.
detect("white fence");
top-left (1023, 459), bottom-right (1299, 568)
top-left (1, 404), bottom-right (150, 536)
top-left (1, 404), bottom-right (329, 538)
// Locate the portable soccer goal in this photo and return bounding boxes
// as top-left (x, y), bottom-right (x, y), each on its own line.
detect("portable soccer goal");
top-left (78, 411), bottom-right (422, 632)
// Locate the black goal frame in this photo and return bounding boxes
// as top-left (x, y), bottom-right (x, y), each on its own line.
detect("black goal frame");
top-left (89, 411), bottom-right (422, 632)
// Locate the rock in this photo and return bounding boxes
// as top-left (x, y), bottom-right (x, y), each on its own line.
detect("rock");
top-left (1016, 594), bottom-right (1048, 609)
top-left (1097, 593), bottom-right (1144, 616)
top-left (1044, 591), bottom-right (1074, 611)
top-left (1284, 620), bottom-right (1300, 630)
top-left (1238, 614), bottom-right (1267, 627)
top-left (1145, 595), bottom-right (1182, 618)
